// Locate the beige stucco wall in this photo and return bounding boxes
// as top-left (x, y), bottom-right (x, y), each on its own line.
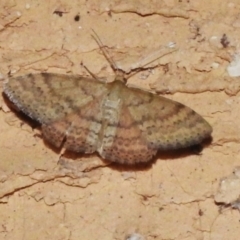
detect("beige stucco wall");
top-left (1, 0), bottom-right (240, 239)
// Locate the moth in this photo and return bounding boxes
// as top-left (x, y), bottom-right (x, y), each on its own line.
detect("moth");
top-left (3, 32), bottom-right (212, 164)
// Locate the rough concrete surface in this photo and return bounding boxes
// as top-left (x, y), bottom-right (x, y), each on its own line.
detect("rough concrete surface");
top-left (1, 0), bottom-right (240, 239)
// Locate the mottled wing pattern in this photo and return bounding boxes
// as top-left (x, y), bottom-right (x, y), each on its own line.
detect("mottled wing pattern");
top-left (98, 102), bottom-right (158, 164)
top-left (98, 81), bottom-right (212, 164)
top-left (127, 88), bottom-right (212, 150)
top-left (4, 73), bottom-right (110, 153)
top-left (4, 73), bottom-right (212, 164)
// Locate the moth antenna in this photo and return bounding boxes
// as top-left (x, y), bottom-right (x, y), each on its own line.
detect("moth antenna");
top-left (91, 29), bottom-right (119, 72)
top-left (81, 62), bottom-right (99, 81)
top-left (91, 29), bottom-right (177, 82)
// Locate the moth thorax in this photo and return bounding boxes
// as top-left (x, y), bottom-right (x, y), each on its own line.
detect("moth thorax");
top-left (102, 98), bottom-right (122, 123)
